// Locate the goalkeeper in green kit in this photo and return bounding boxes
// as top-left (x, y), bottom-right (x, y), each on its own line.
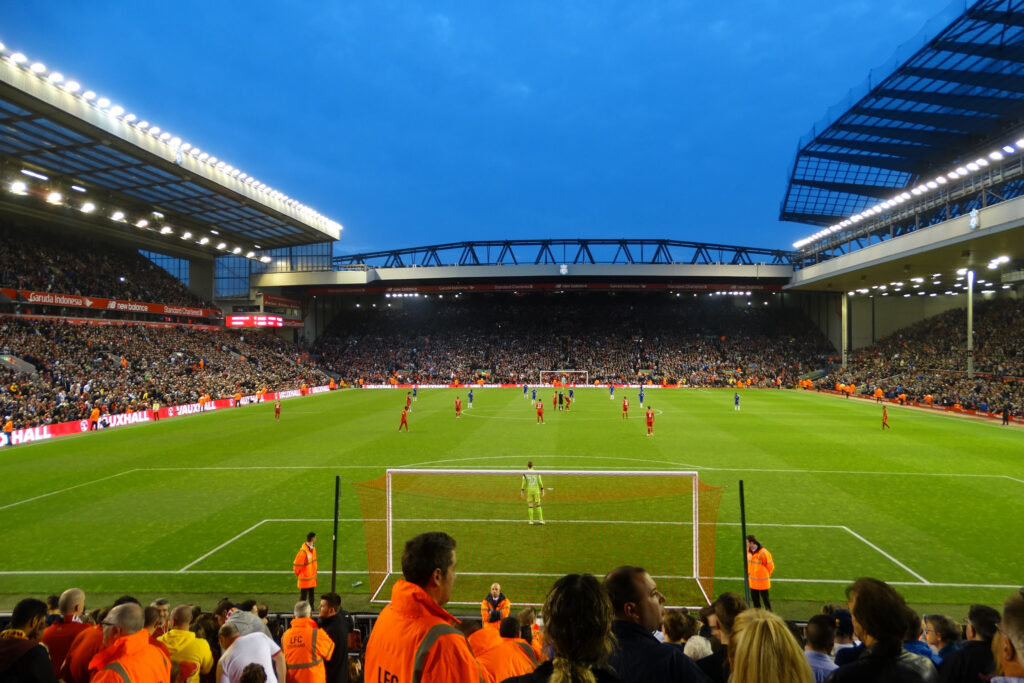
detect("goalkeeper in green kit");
top-left (520, 461), bottom-right (545, 525)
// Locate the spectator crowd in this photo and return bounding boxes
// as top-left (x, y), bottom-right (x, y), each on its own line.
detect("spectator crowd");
top-left (819, 298), bottom-right (1024, 417)
top-left (312, 294), bottom-right (835, 387)
top-left (0, 318), bottom-right (330, 430)
top-left (5, 533), bottom-right (1021, 683)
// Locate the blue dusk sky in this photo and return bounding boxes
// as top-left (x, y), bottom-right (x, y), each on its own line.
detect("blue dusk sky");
top-left (3, 2), bottom-right (943, 254)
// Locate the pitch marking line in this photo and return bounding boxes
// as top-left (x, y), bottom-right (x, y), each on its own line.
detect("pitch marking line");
top-left (0, 469), bottom-right (137, 511)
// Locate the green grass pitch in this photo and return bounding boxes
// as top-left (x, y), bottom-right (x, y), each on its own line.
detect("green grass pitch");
top-left (0, 387), bottom-right (1020, 618)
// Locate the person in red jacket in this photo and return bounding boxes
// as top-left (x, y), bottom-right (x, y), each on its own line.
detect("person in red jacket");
top-left (746, 535), bottom-right (775, 611)
top-left (41, 587), bottom-right (89, 678)
top-left (364, 532), bottom-right (488, 683)
top-left (294, 533), bottom-right (318, 608)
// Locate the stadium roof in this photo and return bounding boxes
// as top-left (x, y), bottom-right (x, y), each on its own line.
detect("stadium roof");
top-left (0, 38), bottom-right (342, 258)
top-left (781, 0), bottom-right (1024, 230)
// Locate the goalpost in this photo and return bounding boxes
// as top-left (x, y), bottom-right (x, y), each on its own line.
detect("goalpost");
top-left (538, 370), bottom-right (589, 385)
top-left (354, 468), bottom-right (723, 608)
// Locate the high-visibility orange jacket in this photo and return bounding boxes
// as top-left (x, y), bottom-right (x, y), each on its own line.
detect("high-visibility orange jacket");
top-left (365, 580), bottom-right (490, 683)
top-left (747, 545), bottom-right (774, 590)
top-left (480, 594), bottom-right (510, 628)
top-left (294, 542), bottom-right (318, 588)
top-left (61, 623), bottom-right (104, 683)
top-left (469, 628), bottom-right (537, 681)
top-left (88, 628), bottom-right (171, 683)
top-left (282, 616), bottom-right (335, 683)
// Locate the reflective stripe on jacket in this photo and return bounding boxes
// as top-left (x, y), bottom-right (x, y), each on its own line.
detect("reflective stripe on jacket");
top-left (283, 617), bottom-right (335, 683)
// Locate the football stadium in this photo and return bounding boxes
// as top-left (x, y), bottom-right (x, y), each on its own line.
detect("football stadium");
top-left (2, 3), bottom-right (1024, 682)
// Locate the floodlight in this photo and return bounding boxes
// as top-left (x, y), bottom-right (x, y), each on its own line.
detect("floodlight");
top-left (64, 80), bottom-right (80, 93)
top-left (181, 231), bottom-right (192, 239)
top-left (191, 148), bottom-right (201, 156)
top-left (198, 153), bottom-right (209, 161)
top-left (159, 132), bottom-right (171, 141)
top-left (149, 126), bottom-right (161, 135)
top-left (911, 188), bottom-right (922, 195)
top-left (109, 105), bottom-right (124, 116)
top-left (976, 158), bottom-right (989, 167)
top-left (97, 97), bottom-right (110, 108)
top-left (199, 237), bottom-right (209, 245)
top-left (990, 151), bottom-right (1004, 161)
top-left (245, 251), bottom-right (255, 258)
top-left (124, 113), bottom-right (136, 122)
top-left (46, 191), bottom-right (62, 204)
top-left (996, 255), bottom-right (1010, 263)
top-left (945, 172), bottom-right (958, 180)
top-left (956, 268), bottom-right (968, 275)
top-left (181, 143), bottom-right (191, 151)
top-left (21, 169), bottom-right (48, 180)
top-left (71, 185), bottom-right (86, 192)
top-left (111, 211), bottom-right (125, 221)
top-left (260, 256), bottom-right (271, 263)
top-left (966, 162), bottom-right (979, 171)
top-left (80, 202), bottom-right (95, 213)
top-left (1004, 145), bottom-right (1016, 154)
top-left (208, 157), bottom-right (218, 165)
top-left (160, 226), bottom-right (173, 234)
top-left (170, 137), bottom-right (181, 146)
top-left (911, 277), bottom-right (923, 283)
top-left (926, 181), bottom-right (938, 189)
top-left (231, 247), bottom-right (241, 254)
top-left (9, 181), bottom-right (27, 194)
top-left (1004, 285), bottom-right (1012, 289)
top-left (987, 262), bottom-right (998, 269)
top-left (216, 242), bottom-right (227, 250)
top-left (10, 53), bottom-right (27, 65)
top-left (210, 229), bottom-right (219, 235)
top-left (135, 219), bottom-right (148, 228)
top-left (30, 62), bottom-right (45, 74)
top-left (47, 72), bottom-right (63, 83)
top-left (956, 167), bottom-right (968, 175)
top-left (136, 121), bottom-right (149, 129)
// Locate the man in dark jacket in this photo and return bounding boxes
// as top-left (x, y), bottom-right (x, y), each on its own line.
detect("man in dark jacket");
top-left (0, 597), bottom-right (58, 683)
top-left (318, 592), bottom-right (350, 683)
top-left (603, 566), bottom-right (710, 683)
top-left (938, 604), bottom-right (1000, 683)
top-left (824, 577), bottom-right (936, 683)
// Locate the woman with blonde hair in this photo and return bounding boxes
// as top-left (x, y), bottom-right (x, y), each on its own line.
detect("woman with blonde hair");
top-left (728, 608), bottom-right (813, 683)
top-left (504, 573), bottom-right (620, 683)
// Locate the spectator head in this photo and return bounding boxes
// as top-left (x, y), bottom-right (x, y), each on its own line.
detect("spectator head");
top-left (239, 662), bottom-right (268, 683)
top-left (401, 531), bottom-right (457, 605)
top-left (306, 532), bottom-right (316, 545)
top-left (490, 582), bottom-right (502, 599)
top-left (58, 588), bottom-right (86, 618)
top-left (499, 616), bottom-right (520, 639)
top-left (527, 461), bottom-right (534, 470)
top-left (215, 598), bottom-right (235, 624)
top-left (710, 592), bottom-right (748, 645)
top-left (542, 573), bottom-right (615, 682)
top-left (103, 603), bottom-right (145, 647)
top-left (831, 608), bottom-right (854, 641)
top-left (45, 595), bottom-right (60, 613)
top-left (903, 607), bottom-right (923, 641)
top-left (923, 614), bottom-right (960, 650)
top-left (256, 604), bottom-right (268, 621)
top-left (745, 535), bottom-right (760, 552)
top-left (518, 606), bottom-right (537, 626)
top-left (10, 597), bottom-right (48, 639)
top-left (237, 600), bottom-right (258, 614)
top-left (293, 601), bottom-right (312, 619)
top-left (845, 578), bottom-right (908, 652)
top-left (805, 614), bottom-right (836, 654)
top-left (662, 609), bottom-right (698, 644)
top-left (965, 604), bottom-right (1001, 642)
top-left (319, 592), bottom-right (342, 619)
top-left (113, 595), bottom-right (141, 607)
top-left (218, 622), bottom-right (241, 650)
top-left (729, 609), bottom-right (813, 683)
top-left (150, 598), bottom-right (169, 623)
top-left (603, 565), bottom-right (665, 632)
top-left (684, 635), bottom-right (714, 661)
top-left (996, 591), bottom-right (1024, 675)
top-left (170, 604), bottom-right (193, 629)
top-left (144, 606), bottom-right (162, 632)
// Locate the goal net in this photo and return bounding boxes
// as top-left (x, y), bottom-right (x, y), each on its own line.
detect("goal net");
top-left (538, 370), bottom-right (589, 386)
top-left (354, 468), bottom-right (723, 609)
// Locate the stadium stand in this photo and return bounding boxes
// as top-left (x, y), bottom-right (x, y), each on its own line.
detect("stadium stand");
top-left (817, 298), bottom-right (1024, 417)
top-left (312, 293), bottom-right (835, 387)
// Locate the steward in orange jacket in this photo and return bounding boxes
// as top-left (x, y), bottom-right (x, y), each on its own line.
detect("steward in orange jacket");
top-left (364, 532), bottom-right (490, 683)
top-left (481, 583), bottom-right (511, 629)
top-left (282, 609), bottom-right (335, 683)
top-left (294, 533), bottom-right (318, 606)
top-left (88, 605), bottom-right (171, 683)
top-left (469, 618), bottom-right (538, 681)
top-left (746, 535), bottom-right (775, 611)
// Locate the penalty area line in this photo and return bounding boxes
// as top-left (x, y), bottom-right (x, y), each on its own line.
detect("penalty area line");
top-left (0, 469), bottom-right (137, 511)
top-left (841, 526), bottom-right (929, 584)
